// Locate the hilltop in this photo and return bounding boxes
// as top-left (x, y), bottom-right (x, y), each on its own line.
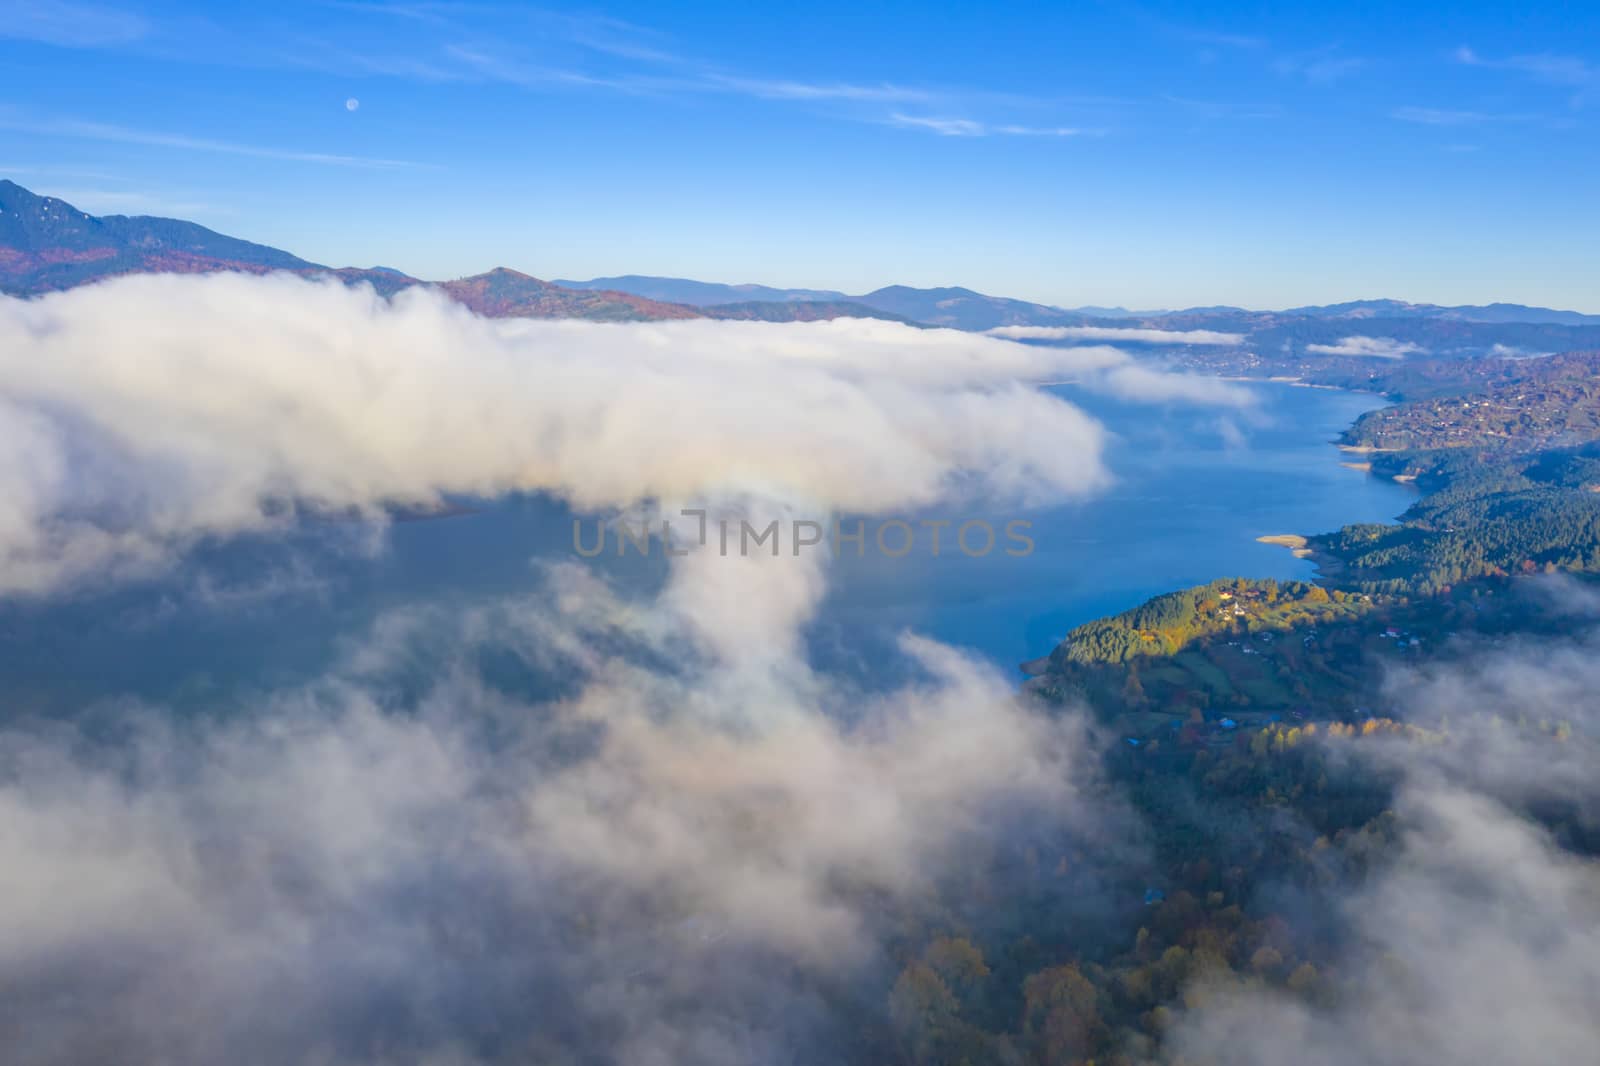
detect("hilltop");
top-left (436, 268), bottom-right (698, 322)
top-left (0, 179), bottom-right (414, 295)
top-left (0, 181), bottom-right (701, 322)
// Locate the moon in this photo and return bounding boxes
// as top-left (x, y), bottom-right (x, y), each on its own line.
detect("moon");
top-left (345, 98), bottom-right (360, 112)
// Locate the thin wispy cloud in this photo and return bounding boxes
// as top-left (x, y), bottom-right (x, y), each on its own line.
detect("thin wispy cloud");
top-left (1, 1), bottom-right (1086, 141)
top-left (439, 45), bottom-right (942, 110)
top-left (335, 4), bottom-right (686, 70)
top-left (0, 115), bottom-right (429, 169)
top-left (543, 10), bottom-right (684, 66)
top-left (1390, 105), bottom-right (1566, 128)
top-left (1456, 45), bottom-right (1598, 106)
top-left (27, 187), bottom-right (230, 217)
top-left (996, 123), bottom-right (1090, 137)
top-left (1391, 106), bottom-right (1494, 126)
top-left (1185, 28), bottom-right (1266, 50)
top-left (1162, 94), bottom-right (1283, 121)
top-left (439, 44), bottom-right (665, 94)
top-left (286, 42), bottom-right (469, 83)
top-left (1457, 46), bottom-right (1596, 87)
top-left (0, 0), bottom-right (147, 48)
top-left (0, 163), bottom-right (125, 182)
top-left (435, 41), bottom-right (1063, 132)
top-left (886, 114), bottom-right (1086, 138)
top-left (1114, 2), bottom-right (1265, 50)
top-left (1307, 335), bottom-right (1423, 358)
top-left (888, 114), bottom-right (986, 137)
top-left (702, 74), bottom-right (934, 104)
top-left (1272, 47), bottom-right (1365, 85)
top-left (484, 29), bottom-right (1098, 134)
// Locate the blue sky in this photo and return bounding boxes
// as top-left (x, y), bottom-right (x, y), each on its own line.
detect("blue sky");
top-left (3, 0), bottom-right (1598, 310)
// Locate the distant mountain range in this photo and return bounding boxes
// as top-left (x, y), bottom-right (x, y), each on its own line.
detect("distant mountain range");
top-left (701, 300), bottom-right (914, 324)
top-left (5, 179), bottom-right (1599, 346)
top-left (0, 181), bottom-right (698, 322)
top-left (554, 274), bottom-right (1162, 329)
top-left (1282, 298), bottom-right (1600, 327)
top-left (553, 274), bottom-right (1600, 329)
top-left (551, 275), bottom-right (851, 306)
top-left (551, 275), bottom-right (1080, 329)
top-left (557, 275), bottom-right (1600, 330)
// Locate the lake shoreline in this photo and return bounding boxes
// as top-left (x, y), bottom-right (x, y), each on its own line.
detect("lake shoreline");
top-left (1256, 533), bottom-right (1311, 557)
top-left (1026, 379), bottom-right (1395, 674)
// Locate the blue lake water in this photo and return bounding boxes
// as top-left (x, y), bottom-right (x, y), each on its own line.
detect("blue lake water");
top-left (816, 381), bottom-right (1414, 673)
top-left (0, 382), bottom-right (1413, 711)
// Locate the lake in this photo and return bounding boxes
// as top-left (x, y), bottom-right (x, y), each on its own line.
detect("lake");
top-left (0, 382), bottom-right (1413, 710)
top-left (815, 381), bottom-right (1413, 674)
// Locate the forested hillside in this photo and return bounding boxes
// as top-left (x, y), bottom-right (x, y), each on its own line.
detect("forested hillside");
top-left (962, 352), bottom-right (1600, 1064)
top-left (892, 568), bottom-right (1599, 1065)
top-left (1341, 354), bottom-right (1600, 450)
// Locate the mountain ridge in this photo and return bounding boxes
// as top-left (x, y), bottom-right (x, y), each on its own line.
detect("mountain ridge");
top-left (5, 179), bottom-right (1598, 331)
top-left (551, 274), bottom-right (850, 306)
top-left (1282, 297), bottom-right (1600, 326)
top-left (436, 267), bottom-right (698, 322)
top-left (556, 274), bottom-right (1600, 328)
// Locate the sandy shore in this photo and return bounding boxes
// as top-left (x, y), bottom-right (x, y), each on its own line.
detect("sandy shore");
top-left (1341, 461), bottom-right (1373, 471)
top-left (1257, 533), bottom-right (1312, 558)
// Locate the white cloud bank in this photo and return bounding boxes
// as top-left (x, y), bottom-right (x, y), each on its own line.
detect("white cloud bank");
top-left (0, 582), bottom-right (1114, 1064)
top-left (1306, 335), bottom-right (1424, 358)
top-left (0, 271), bottom-right (1215, 1050)
top-left (0, 270), bottom-right (1267, 1062)
top-left (988, 325), bottom-right (1246, 346)
top-left (0, 272), bottom-right (1253, 597)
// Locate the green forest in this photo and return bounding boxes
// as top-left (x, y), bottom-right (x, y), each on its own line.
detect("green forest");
top-left (880, 564), bottom-right (1596, 1064)
top-left (901, 353), bottom-right (1600, 1065)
